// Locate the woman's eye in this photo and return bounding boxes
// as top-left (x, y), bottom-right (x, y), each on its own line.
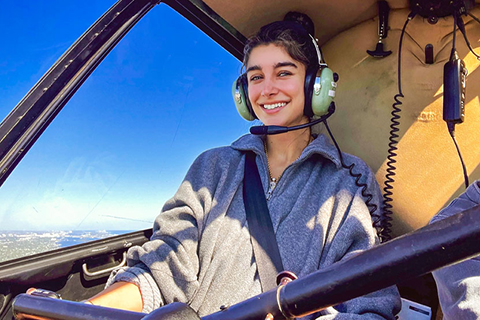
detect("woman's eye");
top-left (249, 75), bottom-right (262, 81)
top-left (278, 71), bottom-right (292, 77)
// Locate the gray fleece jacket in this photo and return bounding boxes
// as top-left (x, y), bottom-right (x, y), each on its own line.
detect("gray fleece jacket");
top-left (430, 180), bottom-right (480, 320)
top-left (108, 133), bottom-right (401, 319)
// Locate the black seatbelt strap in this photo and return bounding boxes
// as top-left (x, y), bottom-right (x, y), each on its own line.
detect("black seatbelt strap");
top-left (243, 151), bottom-right (284, 291)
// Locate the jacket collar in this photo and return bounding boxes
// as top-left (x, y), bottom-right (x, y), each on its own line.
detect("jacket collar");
top-left (231, 133), bottom-right (342, 169)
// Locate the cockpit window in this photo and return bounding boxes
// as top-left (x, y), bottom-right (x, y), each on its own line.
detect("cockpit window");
top-left (0, 2), bottom-right (246, 262)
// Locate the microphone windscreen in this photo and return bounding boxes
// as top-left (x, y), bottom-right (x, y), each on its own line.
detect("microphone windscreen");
top-left (250, 125), bottom-right (289, 135)
top-left (250, 126), bottom-right (268, 135)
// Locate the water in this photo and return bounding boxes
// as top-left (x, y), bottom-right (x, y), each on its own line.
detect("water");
top-left (0, 230), bottom-right (129, 263)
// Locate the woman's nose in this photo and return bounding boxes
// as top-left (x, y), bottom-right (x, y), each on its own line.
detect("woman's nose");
top-left (261, 77), bottom-right (278, 96)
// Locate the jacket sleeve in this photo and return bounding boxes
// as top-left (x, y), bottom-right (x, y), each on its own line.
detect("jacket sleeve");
top-left (315, 158), bottom-right (401, 320)
top-left (431, 180), bottom-right (480, 320)
top-left (106, 150), bottom-right (220, 313)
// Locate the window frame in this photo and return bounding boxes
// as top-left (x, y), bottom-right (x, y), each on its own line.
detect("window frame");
top-left (0, 0), bottom-right (245, 188)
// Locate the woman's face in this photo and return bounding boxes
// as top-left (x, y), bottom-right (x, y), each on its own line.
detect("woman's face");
top-left (246, 44), bottom-right (308, 127)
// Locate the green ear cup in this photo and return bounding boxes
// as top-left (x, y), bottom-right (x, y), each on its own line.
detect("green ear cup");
top-left (311, 67), bottom-right (337, 116)
top-left (232, 76), bottom-right (256, 121)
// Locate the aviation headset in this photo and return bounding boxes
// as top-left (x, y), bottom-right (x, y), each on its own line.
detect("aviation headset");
top-left (232, 20), bottom-right (337, 121)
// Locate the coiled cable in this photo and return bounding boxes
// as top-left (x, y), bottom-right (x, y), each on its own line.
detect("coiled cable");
top-left (382, 12), bottom-right (416, 242)
top-left (323, 120), bottom-right (385, 241)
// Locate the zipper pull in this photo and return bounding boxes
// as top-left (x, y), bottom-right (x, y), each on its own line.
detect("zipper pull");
top-left (266, 178), bottom-right (277, 201)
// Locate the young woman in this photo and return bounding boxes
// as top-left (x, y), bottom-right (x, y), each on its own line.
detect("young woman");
top-left (34, 15), bottom-right (401, 319)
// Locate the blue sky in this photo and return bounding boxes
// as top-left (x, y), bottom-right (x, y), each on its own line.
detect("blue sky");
top-left (0, 1), bottom-right (252, 230)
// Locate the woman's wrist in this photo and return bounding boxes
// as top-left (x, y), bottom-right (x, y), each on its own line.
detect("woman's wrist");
top-left (85, 282), bottom-right (143, 312)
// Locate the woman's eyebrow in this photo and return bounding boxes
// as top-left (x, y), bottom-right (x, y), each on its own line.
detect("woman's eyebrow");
top-left (246, 65), bottom-right (261, 73)
top-left (274, 61), bottom-right (297, 69)
top-left (246, 61), bottom-right (297, 73)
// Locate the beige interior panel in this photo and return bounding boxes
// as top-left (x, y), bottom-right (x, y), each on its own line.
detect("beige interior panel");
top-left (204, 0), bottom-right (405, 44)
top-left (323, 7), bottom-right (480, 237)
top-left (204, 0), bottom-right (480, 238)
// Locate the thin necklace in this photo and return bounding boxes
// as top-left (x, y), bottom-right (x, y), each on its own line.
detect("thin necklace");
top-left (264, 141), bottom-right (278, 201)
top-left (264, 136), bottom-right (313, 200)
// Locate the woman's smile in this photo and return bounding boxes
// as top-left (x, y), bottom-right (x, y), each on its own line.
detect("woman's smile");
top-left (262, 101), bottom-right (288, 110)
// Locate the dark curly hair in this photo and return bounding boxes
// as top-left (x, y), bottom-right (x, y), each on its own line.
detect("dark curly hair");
top-left (242, 18), bottom-right (318, 72)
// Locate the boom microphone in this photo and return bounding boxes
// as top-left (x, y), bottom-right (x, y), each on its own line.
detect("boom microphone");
top-left (250, 103), bottom-right (335, 135)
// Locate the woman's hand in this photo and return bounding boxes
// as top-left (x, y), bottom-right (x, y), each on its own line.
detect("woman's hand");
top-left (17, 284), bottom-right (143, 319)
top-left (16, 288), bottom-right (62, 320)
top-left (26, 288), bottom-right (62, 299)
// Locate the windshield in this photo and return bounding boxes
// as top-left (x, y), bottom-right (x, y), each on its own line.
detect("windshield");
top-left (0, 1), bottom-right (247, 262)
